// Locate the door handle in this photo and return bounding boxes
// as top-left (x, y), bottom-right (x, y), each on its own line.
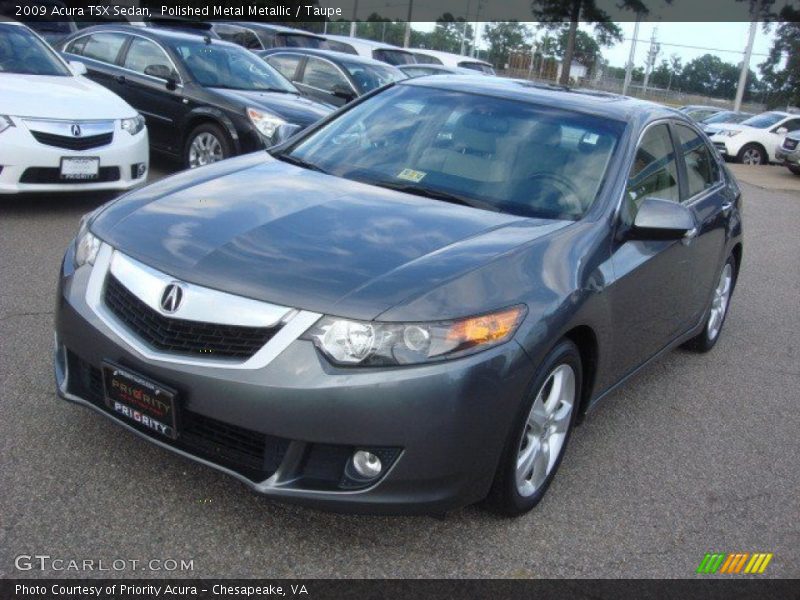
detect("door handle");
top-left (115, 75), bottom-right (126, 85)
top-left (721, 201), bottom-right (734, 213)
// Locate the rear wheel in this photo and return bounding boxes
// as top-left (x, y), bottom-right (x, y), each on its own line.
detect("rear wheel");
top-left (485, 339), bottom-right (582, 516)
top-left (737, 143), bottom-right (766, 165)
top-left (184, 123), bottom-right (231, 169)
top-left (788, 165), bottom-right (800, 176)
top-left (684, 254), bottom-right (736, 353)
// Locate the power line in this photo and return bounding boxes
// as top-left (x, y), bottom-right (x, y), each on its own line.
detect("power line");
top-left (624, 38), bottom-right (769, 57)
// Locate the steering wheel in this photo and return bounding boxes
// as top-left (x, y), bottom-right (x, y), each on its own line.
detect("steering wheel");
top-left (520, 172), bottom-right (583, 215)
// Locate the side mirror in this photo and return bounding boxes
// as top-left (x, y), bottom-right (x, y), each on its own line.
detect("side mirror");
top-left (775, 126), bottom-right (788, 135)
top-left (273, 123), bottom-right (302, 144)
top-left (628, 197), bottom-right (696, 241)
top-left (69, 60), bottom-right (87, 76)
top-left (144, 64), bottom-right (178, 89)
top-left (331, 83), bottom-right (356, 102)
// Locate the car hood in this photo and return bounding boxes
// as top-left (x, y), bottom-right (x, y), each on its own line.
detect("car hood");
top-left (92, 153), bottom-right (569, 320)
top-left (709, 124), bottom-right (754, 137)
top-left (0, 74), bottom-right (136, 120)
top-left (208, 88), bottom-right (333, 127)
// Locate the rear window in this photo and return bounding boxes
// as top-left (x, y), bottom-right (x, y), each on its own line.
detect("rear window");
top-left (279, 34), bottom-right (323, 49)
top-left (373, 49), bottom-right (416, 65)
top-left (322, 40), bottom-right (358, 55)
top-left (459, 62), bottom-right (495, 75)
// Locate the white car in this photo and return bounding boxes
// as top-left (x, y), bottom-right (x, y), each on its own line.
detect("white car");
top-left (320, 35), bottom-right (416, 66)
top-left (0, 21), bottom-right (148, 195)
top-left (408, 48), bottom-right (496, 75)
top-left (708, 111), bottom-right (800, 165)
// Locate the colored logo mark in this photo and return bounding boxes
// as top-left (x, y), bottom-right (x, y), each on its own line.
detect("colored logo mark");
top-left (696, 552), bottom-right (773, 574)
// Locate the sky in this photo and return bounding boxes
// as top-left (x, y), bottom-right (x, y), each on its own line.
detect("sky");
top-left (412, 21), bottom-right (777, 75)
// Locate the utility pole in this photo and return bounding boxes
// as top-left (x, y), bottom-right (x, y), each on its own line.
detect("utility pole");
top-left (460, 0), bottom-right (472, 55)
top-left (642, 27), bottom-right (658, 95)
top-left (622, 15), bottom-right (641, 96)
top-left (403, 0), bottom-right (414, 48)
top-left (734, 19), bottom-right (758, 112)
top-left (472, 0), bottom-right (483, 58)
top-left (349, 0), bottom-right (359, 37)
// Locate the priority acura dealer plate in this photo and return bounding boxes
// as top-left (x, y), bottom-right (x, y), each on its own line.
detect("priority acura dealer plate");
top-left (60, 157), bottom-right (99, 180)
top-left (102, 363), bottom-right (178, 439)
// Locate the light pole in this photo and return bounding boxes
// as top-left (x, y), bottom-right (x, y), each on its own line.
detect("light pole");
top-left (734, 20), bottom-right (758, 112)
top-left (403, 0), bottom-right (414, 48)
top-left (349, 0), bottom-right (359, 37)
top-left (622, 15), bottom-right (641, 96)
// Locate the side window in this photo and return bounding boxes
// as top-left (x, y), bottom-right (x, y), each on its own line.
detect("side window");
top-left (267, 54), bottom-right (301, 80)
top-left (122, 38), bottom-right (175, 78)
top-left (65, 36), bottom-right (89, 55)
top-left (623, 123), bottom-right (680, 224)
top-left (79, 33), bottom-right (127, 65)
top-left (302, 57), bottom-right (349, 91)
top-left (676, 124), bottom-right (720, 199)
top-left (783, 119), bottom-right (800, 133)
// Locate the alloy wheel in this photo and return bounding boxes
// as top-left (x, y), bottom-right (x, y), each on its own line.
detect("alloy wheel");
top-left (515, 364), bottom-right (576, 497)
top-left (707, 263), bottom-right (733, 341)
top-left (741, 148), bottom-right (763, 165)
top-left (188, 132), bottom-right (224, 168)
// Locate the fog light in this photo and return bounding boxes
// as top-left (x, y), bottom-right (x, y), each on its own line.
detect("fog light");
top-left (131, 163), bottom-right (147, 179)
top-left (351, 450), bottom-right (382, 479)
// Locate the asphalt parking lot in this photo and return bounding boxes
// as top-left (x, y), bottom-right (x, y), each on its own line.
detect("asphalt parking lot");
top-left (1, 158), bottom-right (798, 579)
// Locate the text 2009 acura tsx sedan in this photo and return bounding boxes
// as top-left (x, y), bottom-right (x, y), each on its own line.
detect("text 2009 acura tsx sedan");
top-left (55, 77), bottom-right (743, 515)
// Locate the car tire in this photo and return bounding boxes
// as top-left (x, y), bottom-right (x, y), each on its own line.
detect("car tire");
top-left (484, 339), bottom-right (582, 517)
top-left (737, 143), bottom-right (766, 165)
top-left (184, 122), bottom-right (232, 169)
top-left (683, 254), bottom-right (736, 353)
top-left (788, 165), bottom-right (800, 176)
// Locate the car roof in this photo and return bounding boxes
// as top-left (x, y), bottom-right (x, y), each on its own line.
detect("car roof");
top-left (408, 48), bottom-right (492, 67)
top-left (261, 47), bottom-right (395, 67)
top-left (65, 23), bottom-right (237, 46)
top-left (323, 35), bottom-right (414, 53)
top-left (400, 75), bottom-right (681, 122)
top-left (230, 22), bottom-right (325, 39)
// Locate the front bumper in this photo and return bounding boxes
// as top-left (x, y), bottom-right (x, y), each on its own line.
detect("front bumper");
top-left (0, 118), bottom-right (148, 195)
top-left (54, 244), bottom-right (534, 514)
top-left (775, 147), bottom-right (800, 165)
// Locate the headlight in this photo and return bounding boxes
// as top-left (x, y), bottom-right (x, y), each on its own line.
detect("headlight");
top-left (121, 114), bottom-right (145, 136)
top-left (247, 107), bottom-right (286, 142)
top-left (0, 115), bottom-right (14, 134)
top-left (302, 306), bottom-right (527, 366)
top-left (719, 130), bottom-right (741, 138)
top-left (74, 215), bottom-right (101, 268)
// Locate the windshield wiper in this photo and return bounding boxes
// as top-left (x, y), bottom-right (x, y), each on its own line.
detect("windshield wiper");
top-left (272, 153), bottom-right (329, 174)
top-left (370, 181), bottom-right (499, 212)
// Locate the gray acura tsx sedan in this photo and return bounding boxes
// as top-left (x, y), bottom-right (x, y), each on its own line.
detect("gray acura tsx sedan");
top-left (55, 76), bottom-right (742, 516)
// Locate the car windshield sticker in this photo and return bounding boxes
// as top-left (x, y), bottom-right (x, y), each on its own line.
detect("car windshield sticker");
top-left (583, 133), bottom-right (599, 145)
top-left (397, 168), bottom-right (426, 182)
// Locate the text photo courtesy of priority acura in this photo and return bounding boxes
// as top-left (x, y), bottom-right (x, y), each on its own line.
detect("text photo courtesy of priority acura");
top-left (55, 76), bottom-right (742, 516)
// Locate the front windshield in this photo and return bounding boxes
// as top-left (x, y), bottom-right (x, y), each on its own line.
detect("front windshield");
top-left (702, 111), bottom-right (734, 124)
top-left (171, 40), bottom-right (297, 92)
top-left (281, 84), bottom-right (624, 220)
top-left (342, 61), bottom-right (406, 94)
top-left (0, 24), bottom-right (71, 76)
top-left (741, 112), bottom-right (785, 129)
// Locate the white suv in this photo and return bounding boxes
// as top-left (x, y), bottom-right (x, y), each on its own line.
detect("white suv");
top-left (0, 21), bottom-right (149, 195)
top-left (708, 111), bottom-right (800, 165)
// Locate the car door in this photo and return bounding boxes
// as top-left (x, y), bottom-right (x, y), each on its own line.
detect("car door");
top-left (62, 31), bottom-right (129, 96)
top-left (118, 36), bottom-right (184, 153)
top-left (607, 122), bottom-right (699, 378)
top-left (672, 122), bottom-right (731, 321)
top-left (296, 56), bottom-right (356, 106)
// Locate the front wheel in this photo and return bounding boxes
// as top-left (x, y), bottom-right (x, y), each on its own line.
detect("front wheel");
top-left (683, 255), bottom-right (736, 353)
top-left (737, 143), bottom-right (766, 165)
top-left (184, 123), bottom-right (231, 169)
top-left (485, 339), bottom-right (582, 516)
top-left (788, 165), bottom-right (800, 176)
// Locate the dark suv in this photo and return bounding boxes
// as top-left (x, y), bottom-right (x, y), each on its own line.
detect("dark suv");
top-left (59, 26), bottom-right (333, 168)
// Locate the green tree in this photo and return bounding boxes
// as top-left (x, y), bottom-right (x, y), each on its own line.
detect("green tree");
top-left (532, 0), bottom-right (640, 85)
top-left (552, 27), bottom-right (602, 74)
top-left (482, 21), bottom-right (532, 69)
top-left (422, 13), bottom-right (474, 54)
top-left (759, 7), bottom-right (800, 108)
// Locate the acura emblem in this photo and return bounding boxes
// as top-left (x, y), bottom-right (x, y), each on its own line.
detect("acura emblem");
top-left (160, 283), bottom-right (183, 313)
top-left (71, 123), bottom-right (81, 137)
